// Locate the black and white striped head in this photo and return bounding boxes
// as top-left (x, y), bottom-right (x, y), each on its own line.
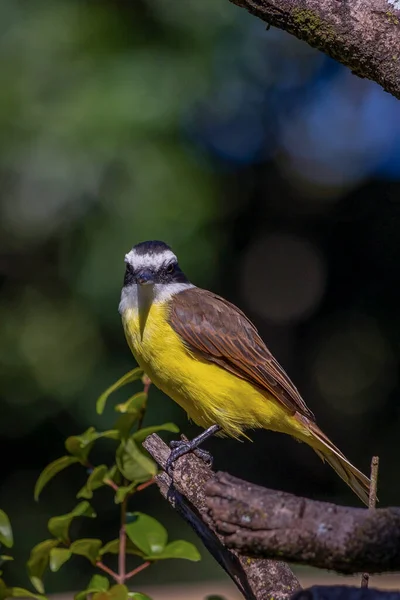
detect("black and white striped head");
top-left (123, 240), bottom-right (190, 287)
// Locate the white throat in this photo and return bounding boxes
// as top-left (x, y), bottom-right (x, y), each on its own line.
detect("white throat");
top-left (119, 282), bottom-right (194, 315)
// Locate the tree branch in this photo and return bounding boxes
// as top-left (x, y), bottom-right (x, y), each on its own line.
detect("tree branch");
top-left (142, 434), bottom-right (301, 600)
top-left (228, 0), bottom-right (400, 99)
top-left (206, 472), bottom-right (400, 574)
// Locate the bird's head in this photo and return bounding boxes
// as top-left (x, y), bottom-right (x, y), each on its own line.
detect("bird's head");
top-left (120, 240), bottom-right (192, 334)
top-left (123, 240), bottom-right (189, 288)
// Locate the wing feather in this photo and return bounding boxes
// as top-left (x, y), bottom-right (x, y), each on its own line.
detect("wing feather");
top-left (168, 288), bottom-right (315, 420)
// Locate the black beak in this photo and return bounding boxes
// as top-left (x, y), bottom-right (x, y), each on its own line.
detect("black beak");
top-left (137, 269), bottom-right (154, 286)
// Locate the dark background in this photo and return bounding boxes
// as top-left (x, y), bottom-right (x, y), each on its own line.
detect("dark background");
top-left (1, 0), bottom-right (400, 594)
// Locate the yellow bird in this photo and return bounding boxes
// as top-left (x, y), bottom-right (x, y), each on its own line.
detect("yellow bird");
top-left (119, 240), bottom-right (371, 505)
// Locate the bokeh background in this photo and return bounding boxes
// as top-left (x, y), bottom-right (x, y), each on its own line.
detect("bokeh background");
top-left (1, 0), bottom-right (400, 596)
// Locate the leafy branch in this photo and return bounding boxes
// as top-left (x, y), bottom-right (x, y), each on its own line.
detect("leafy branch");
top-left (1, 369), bottom-right (201, 600)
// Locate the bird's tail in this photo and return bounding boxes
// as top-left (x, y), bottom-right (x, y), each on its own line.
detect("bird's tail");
top-left (297, 415), bottom-right (371, 506)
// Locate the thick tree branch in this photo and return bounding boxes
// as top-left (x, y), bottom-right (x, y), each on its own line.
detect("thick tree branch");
top-left (229, 0), bottom-right (400, 99)
top-left (206, 472), bottom-right (400, 574)
top-left (142, 434), bottom-right (301, 600)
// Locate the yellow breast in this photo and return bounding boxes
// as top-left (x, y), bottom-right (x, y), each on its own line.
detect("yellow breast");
top-left (121, 301), bottom-right (296, 439)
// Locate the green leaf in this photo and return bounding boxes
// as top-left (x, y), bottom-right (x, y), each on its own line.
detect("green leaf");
top-left (131, 423), bottom-right (179, 445)
top-left (116, 439), bottom-right (157, 483)
top-left (74, 573), bottom-right (110, 599)
top-left (126, 513), bottom-right (167, 557)
top-left (113, 415), bottom-right (139, 441)
top-left (97, 368), bottom-right (144, 414)
top-left (108, 585), bottom-right (128, 600)
top-left (5, 587), bottom-right (47, 600)
top-left (115, 482), bottom-right (136, 504)
top-left (0, 512), bottom-right (13, 549)
top-left (77, 465), bottom-right (109, 499)
top-left (100, 539), bottom-right (143, 558)
top-left (153, 540), bottom-right (201, 561)
top-left (115, 393), bottom-right (147, 414)
top-left (0, 557), bottom-right (13, 563)
top-left (70, 539), bottom-right (102, 564)
top-left (48, 501), bottom-right (96, 543)
top-left (34, 456), bottom-right (80, 501)
top-left (128, 595), bottom-right (152, 600)
top-left (205, 597), bottom-right (228, 600)
top-left (49, 548), bottom-right (71, 572)
top-left (27, 539), bottom-right (59, 593)
top-left (113, 393), bottom-right (148, 439)
top-left (87, 575), bottom-right (109, 592)
top-left (65, 429), bottom-right (119, 463)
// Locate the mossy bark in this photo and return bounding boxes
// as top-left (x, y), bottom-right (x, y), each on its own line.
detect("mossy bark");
top-left (229, 0), bottom-right (400, 99)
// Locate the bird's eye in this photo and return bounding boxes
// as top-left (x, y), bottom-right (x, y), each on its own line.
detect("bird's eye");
top-left (166, 263), bottom-right (175, 274)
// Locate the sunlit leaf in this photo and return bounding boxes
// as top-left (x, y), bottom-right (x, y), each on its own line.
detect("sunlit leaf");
top-left (115, 393), bottom-right (147, 415)
top-left (0, 557), bottom-right (13, 563)
top-left (27, 539), bottom-right (59, 593)
top-left (70, 539), bottom-right (102, 564)
top-left (97, 368), bottom-right (144, 414)
top-left (92, 594), bottom-right (109, 600)
top-left (126, 513), bottom-right (167, 557)
top-left (131, 423), bottom-right (179, 445)
top-left (5, 587), bottom-right (47, 600)
top-left (77, 465), bottom-right (109, 499)
top-left (87, 575), bottom-right (109, 592)
top-left (115, 482), bottom-right (136, 504)
top-left (153, 540), bottom-right (200, 561)
top-left (74, 573), bottom-right (110, 600)
top-left (0, 512), bottom-right (13, 549)
top-left (128, 594), bottom-right (152, 600)
top-left (48, 501), bottom-right (96, 543)
top-left (49, 548), bottom-right (71, 572)
top-left (65, 429), bottom-right (119, 462)
top-left (34, 456), bottom-right (80, 501)
top-left (113, 393), bottom-right (148, 439)
top-left (99, 539), bottom-right (143, 558)
top-left (107, 585), bottom-right (128, 600)
top-left (116, 439), bottom-right (157, 483)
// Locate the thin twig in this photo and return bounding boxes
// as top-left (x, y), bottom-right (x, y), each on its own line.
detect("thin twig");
top-left (143, 375), bottom-right (151, 396)
top-left (361, 455), bottom-right (379, 588)
top-left (119, 495), bottom-right (128, 583)
top-left (96, 561), bottom-right (119, 582)
top-left (125, 560), bottom-right (151, 580)
top-left (104, 478), bottom-right (119, 492)
top-left (138, 375), bottom-right (151, 431)
top-left (136, 478), bottom-right (155, 492)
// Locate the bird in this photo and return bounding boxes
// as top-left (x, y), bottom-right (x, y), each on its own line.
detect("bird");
top-left (119, 240), bottom-right (371, 505)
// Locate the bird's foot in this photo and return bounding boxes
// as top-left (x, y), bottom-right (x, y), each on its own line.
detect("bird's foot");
top-left (165, 425), bottom-right (221, 476)
top-left (171, 440), bottom-right (213, 465)
top-left (166, 440), bottom-right (213, 475)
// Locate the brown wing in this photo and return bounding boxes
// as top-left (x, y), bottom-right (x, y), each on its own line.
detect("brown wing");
top-left (168, 287), bottom-right (315, 421)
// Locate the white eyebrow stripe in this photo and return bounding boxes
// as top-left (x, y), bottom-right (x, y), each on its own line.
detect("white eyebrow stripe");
top-left (124, 249), bottom-right (177, 270)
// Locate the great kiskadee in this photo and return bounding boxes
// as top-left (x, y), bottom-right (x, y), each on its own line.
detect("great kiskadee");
top-left (119, 240), bottom-right (371, 505)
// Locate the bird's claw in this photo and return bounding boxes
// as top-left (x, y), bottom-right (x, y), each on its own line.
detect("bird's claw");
top-left (166, 440), bottom-right (213, 475)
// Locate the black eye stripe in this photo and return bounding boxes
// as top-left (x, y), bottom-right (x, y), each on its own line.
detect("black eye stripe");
top-left (124, 263), bottom-right (135, 286)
